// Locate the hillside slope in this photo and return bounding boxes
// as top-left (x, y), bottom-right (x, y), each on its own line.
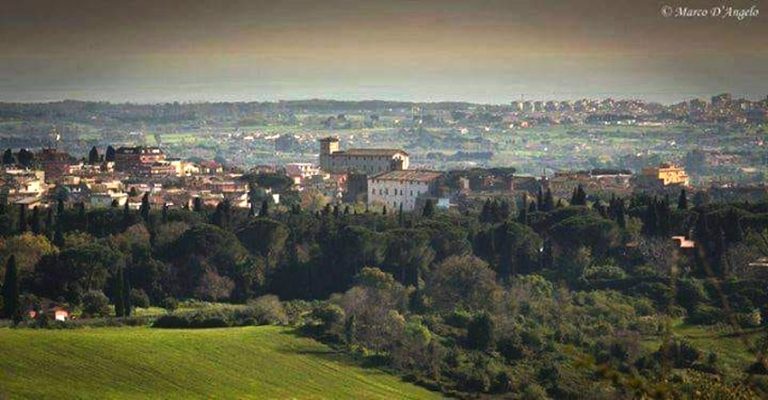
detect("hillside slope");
top-left (0, 326), bottom-right (438, 399)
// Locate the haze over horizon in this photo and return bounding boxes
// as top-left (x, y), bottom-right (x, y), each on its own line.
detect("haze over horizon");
top-left (1, 0), bottom-right (766, 104)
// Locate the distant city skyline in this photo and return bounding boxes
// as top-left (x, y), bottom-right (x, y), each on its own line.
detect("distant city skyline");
top-left (1, 0), bottom-right (766, 104)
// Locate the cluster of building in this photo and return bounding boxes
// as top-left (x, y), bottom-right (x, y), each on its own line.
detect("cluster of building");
top-left (1, 135), bottom-right (714, 216)
top-left (1, 146), bottom-right (244, 211)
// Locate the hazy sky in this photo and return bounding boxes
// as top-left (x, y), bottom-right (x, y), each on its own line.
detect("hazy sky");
top-left (0, 0), bottom-right (765, 104)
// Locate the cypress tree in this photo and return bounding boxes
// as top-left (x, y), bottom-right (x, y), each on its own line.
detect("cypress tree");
top-left (2, 255), bottom-right (19, 320)
top-left (162, 203), bottom-right (169, 224)
top-left (140, 192), bottom-right (150, 223)
top-left (398, 203), bottom-right (404, 226)
top-left (260, 199), bottom-right (269, 217)
top-left (30, 206), bottom-right (40, 235)
top-left (517, 202), bottom-right (528, 224)
top-left (57, 198), bottom-right (65, 216)
top-left (122, 201), bottom-right (131, 230)
top-left (422, 199), bottom-right (435, 218)
top-left (18, 205), bottom-right (27, 233)
top-left (542, 189), bottom-right (555, 212)
top-left (53, 222), bottom-right (65, 247)
top-left (536, 187), bottom-right (544, 210)
top-left (45, 207), bottom-right (54, 238)
top-left (124, 268), bottom-right (132, 317)
top-left (479, 199), bottom-right (493, 223)
top-left (678, 189), bottom-right (688, 210)
top-left (382, 205), bottom-right (387, 215)
top-left (105, 145), bottom-right (116, 162)
top-left (2, 148), bottom-right (14, 165)
top-left (88, 146), bottom-right (99, 165)
top-left (114, 265), bottom-right (125, 317)
top-left (193, 197), bottom-right (203, 212)
top-left (78, 202), bottom-right (86, 231)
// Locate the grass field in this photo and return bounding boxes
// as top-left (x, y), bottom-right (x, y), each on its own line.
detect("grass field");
top-left (642, 319), bottom-right (765, 377)
top-left (0, 326), bottom-right (439, 399)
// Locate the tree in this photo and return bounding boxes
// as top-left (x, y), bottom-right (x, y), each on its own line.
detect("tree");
top-left (114, 265), bottom-right (126, 317)
top-left (30, 206), bottom-right (41, 235)
top-left (542, 188), bottom-right (555, 212)
top-left (81, 290), bottom-right (110, 317)
top-left (467, 312), bottom-right (495, 350)
top-left (2, 149), bottom-right (14, 165)
top-left (140, 192), bottom-right (150, 223)
top-left (678, 189), bottom-right (688, 210)
top-left (88, 146), bottom-right (99, 165)
top-left (570, 184), bottom-right (587, 206)
top-left (424, 255), bottom-right (502, 313)
top-left (105, 145), bottom-right (116, 162)
top-left (1, 255), bottom-right (19, 320)
top-left (259, 199), bottom-right (269, 217)
top-left (17, 149), bottom-right (33, 167)
top-left (422, 199), bottom-right (435, 218)
top-left (17, 205), bottom-right (27, 233)
top-left (57, 198), bottom-right (65, 216)
top-left (237, 218), bottom-right (289, 273)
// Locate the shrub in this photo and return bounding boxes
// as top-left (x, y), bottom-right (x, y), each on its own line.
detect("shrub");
top-left (81, 291), bottom-right (110, 318)
top-left (686, 305), bottom-right (724, 325)
top-left (444, 309), bottom-right (473, 328)
top-left (153, 314), bottom-right (190, 329)
top-left (130, 289), bottom-right (151, 309)
top-left (247, 295), bottom-right (288, 325)
top-left (162, 297), bottom-right (178, 312)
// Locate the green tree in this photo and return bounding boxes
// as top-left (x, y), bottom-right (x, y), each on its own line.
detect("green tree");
top-left (88, 146), bottom-right (99, 165)
top-left (114, 264), bottom-right (126, 317)
top-left (1, 255), bottom-right (19, 320)
top-left (140, 192), bottom-right (151, 223)
top-left (422, 199), bottom-right (435, 218)
top-left (105, 145), bottom-right (116, 162)
top-left (467, 312), bottom-right (495, 350)
top-left (678, 189), bottom-right (688, 210)
top-left (2, 149), bottom-right (14, 165)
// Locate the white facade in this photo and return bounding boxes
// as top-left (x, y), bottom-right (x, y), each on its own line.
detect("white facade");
top-left (90, 192), bottom-right (128, 208)
top-left (367, 170), bottom-right (442, 211)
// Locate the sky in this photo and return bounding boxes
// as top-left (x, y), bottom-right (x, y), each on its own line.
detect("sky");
top-left (0, 0), bottom-right (766, 104)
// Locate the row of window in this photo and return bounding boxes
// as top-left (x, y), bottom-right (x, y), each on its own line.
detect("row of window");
top-left (372, 188), bottom-right (416, 196)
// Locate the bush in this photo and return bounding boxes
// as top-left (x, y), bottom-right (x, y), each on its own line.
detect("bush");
top-left (130, 289), bottom-right (151, 309)
top-left (686, 305), bottom-right (724, 325)
top-left (153, 314), bottom-right (190, 329)
top-left (81, 291), bottom-right (110, 318)
top-left (162, 297), bottom-right (178, 312)
top-left (444, 309), bottom-right (473, 328)
top-left (247, 295), bottom-right (288, 325)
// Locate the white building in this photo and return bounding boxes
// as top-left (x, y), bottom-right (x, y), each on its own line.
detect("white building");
top-left (90, 192), bottom-right (128, 208)
top-left (367, 170), bottom-right (442, 211)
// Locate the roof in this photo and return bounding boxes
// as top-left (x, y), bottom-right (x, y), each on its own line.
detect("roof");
top-left (370, 170), bottom-right (442, 183)
top-left (335, 148), bottom-right (409, 157)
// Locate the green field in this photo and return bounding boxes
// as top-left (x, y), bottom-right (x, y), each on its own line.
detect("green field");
top-left (0, 326), bottom-right (439, 399)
